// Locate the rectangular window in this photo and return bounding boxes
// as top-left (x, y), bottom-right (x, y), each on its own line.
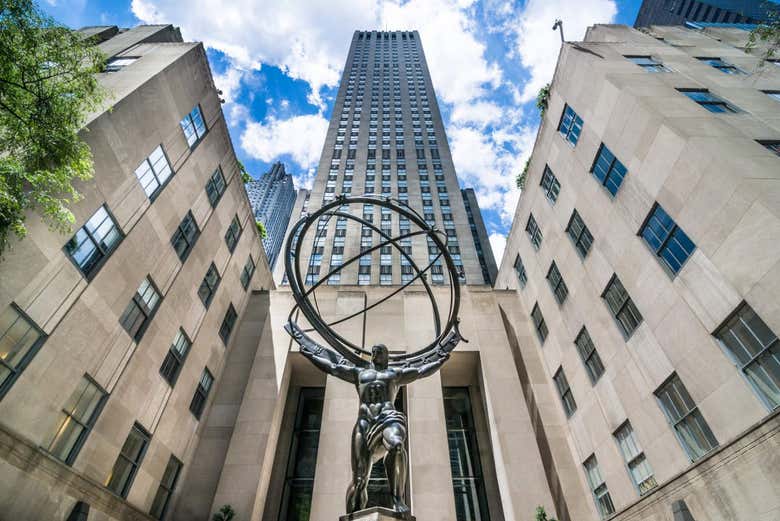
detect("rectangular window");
top-left (625, 55), bottom-right (669, 72)
top-left (591, 144), bottom-right (628, 196)
top-left (640, 203), bottom-right (696, 275)
top-left (575, 327), bottom-right (605, 384)
top-left (171, 211), bottom-right (200, 262)
top-left (513, 255), bottom-right (527, 288)
top-left (540, 165), bottom-right (561, 203)
top-left (47, 376), bottom-right (107, 465)
top-left (104, 56), bottom-right (138, 72)
top-left (240, 255), bottom-right (256, 290)
top-left (198, 263), bottom-right (221, 308)
top-left (443, 387), bottom-right (492, 521)
top-left (558, 104), bottom-right (583, 146)
top-left (225, 215), bottom-right (242, 253)
top-left (159, 329), bottom-right (191, 387)
top-left (531, 303), bottom-right (548, 343)
top-left (554, 367), bottom-right (577, 417)
top-left (677, 88), bottom-right (737, 113)
top-left (106, 423), bottom-right (151, 498)
top-left (764, 90), bottom-right (780, 102)
top-left (0, 304), bottom-right (47, 398)
top-left (715, 303), bottom-right (779, 410)
top-left (546, 262), bottom-right (569, 305)
top-left (565, 210), bottom-right (594, 258)
top-left (219, 304), bottom-right (238, 345)
top-left (65, 205), bottom-right (123, 279)
top-left (696, 57), bottom-right (744, 74)
top-left (189, 368), bottom-right (214, 419)
top-left (757, 140), bottom-right (780, 156)
top-left (655, 374), bottom-right (718, 461)
top-left (120, 277), bottom-right (161, 342)
top-left (149, 455), bottom-right (183, 520)
top-left (602, 275), bottom-right (643, 339)
top-left (180, 105), bottom-right (207, 148)
top-left (583, 455), bottom-right (615, 518)
top-left (134, 145), bottom-right (173, 199)
top-left (525, 214), bottom-right (543, 250)
top-left (614, 422), bottom-right (657, 495)
top-left (206, 168), bottom-right (227, 207)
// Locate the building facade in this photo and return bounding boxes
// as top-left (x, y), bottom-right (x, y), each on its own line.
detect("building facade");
top-left (634, 0), bottom-right (776, 27)
top-left (245, 161), bottom-right (297, 269)
top-left (495, 23), bottom-right (780, 521)
top-left (0, 24), bottom-right (273, 521)
top-left (462, 188), bottom-right (499, 285)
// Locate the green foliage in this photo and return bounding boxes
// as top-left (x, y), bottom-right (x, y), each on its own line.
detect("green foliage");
top-left (746, 4), bottom-right (780, 65)
top-left (256, 220), bottom-right (267, 239)
top-left (535, 505), bottom-right (558, 521)
top-left (212, 504), bottom-right (235, 521)
top-left (238, 159), bottom-right (251, 183)
top-left (516, 158), bottom-right (530, 189)
top-left (536, 83), bottom-right (550, 116)
top-left (0, 0), bottom-right (106, 254)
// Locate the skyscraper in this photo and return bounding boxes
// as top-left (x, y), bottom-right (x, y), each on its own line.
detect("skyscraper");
top-left (634, 0), bottom-right (776, 27)
top-left (246, 161), bottom-right (296, 268)
top-left (273, 30), bottom-right (489, 287)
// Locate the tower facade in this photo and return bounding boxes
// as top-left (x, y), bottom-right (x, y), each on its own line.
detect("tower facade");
top-left (246, 161), bottom-right (296, 268)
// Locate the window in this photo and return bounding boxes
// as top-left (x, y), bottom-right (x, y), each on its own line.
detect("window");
top-left (120, 277), bottom-right (161, 342)
top-left (180, 105), bottom-right (207, 148)
top-left (546, 262), bottom-right (569, 305)
top-left (757, 140), bottom-right (780, 156)
top-left (640, 203), bottom-right (696, 275)
top-left (764, 90), bottom-right (780, 102)
top-left (0, 304), bottom-right (47, 398)
top-left (198, 263), bottom-right (221, 308)
top-left (583, 456), bottom-right (615, 518)
top-left (206, 168), bottom-right (227, 207)
top-left (104, 56), bottom-right (138, 72)
top-left (655, 374), bottom-right (718, 461)
top-left (225, 215), bottom-right (242, 253)
top-left (591, 144), bottom-right (627, 196)
top-left (696, 57), bottom-right (744, 74)
top-left (240, 255), bottom-right (256, 290)
top-left (614, 422), bottom-right (657, 495)
top-left (106, 423), bottom-right (151, 498)
top-left (159, 329), bottom-right (191, 387)
top-left (443, 387), bottom-right (492, 521)
top-left (554, 367), bottom-right (577, 417)
top-left (540, 165), bottom-right (560, 203)
top-left (625, 55), bottom-right (668, 72)
top-left (602, 275), bottom-right (643, 339)
top-left (531, 303), bottom-right (548, 343)
top-left (565, 210), bottom-right (594, 258)
top-left (219, 304), bottom-right (238, 345)
top-left (134, 145), bottom-right (173, 199)
top-left (280, 388), bottom-right (324, 521)
top-left (677, 88), bottom-right (737, 113)
top-left (171, 211), bottom-right (200, 262)
top-left (189, 368), bottom-right (214, 419)
top-left (575, 327), bottom-right (605, 384)
top-left (558, 104), bottom-right (583, 145)
top-left (47, 376), bottom-right (106, 465)
top-left (150, 455), bottom-right (183, 520)
top-left (513, 255), bottom-right (527, 288)
top-left (525, 214), bottom-right (543, 250)
top-left (715, 303), bottom-right (779, 410)
top-left (65, 205), bottom-right (123, 278)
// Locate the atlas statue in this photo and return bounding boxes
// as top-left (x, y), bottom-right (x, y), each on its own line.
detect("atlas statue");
top-left (284, 195), bottom-right (464, 518)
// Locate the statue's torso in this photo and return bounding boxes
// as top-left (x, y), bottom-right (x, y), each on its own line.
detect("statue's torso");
top-left (357, 368), bottom-right (400, 421)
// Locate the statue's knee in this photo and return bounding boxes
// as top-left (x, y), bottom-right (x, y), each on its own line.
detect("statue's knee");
top-left (387, 437), bottom-right (404, 452)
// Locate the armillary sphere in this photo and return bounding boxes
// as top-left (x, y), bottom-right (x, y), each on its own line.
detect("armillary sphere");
top-left (283, 195), bottom-right (465, 369)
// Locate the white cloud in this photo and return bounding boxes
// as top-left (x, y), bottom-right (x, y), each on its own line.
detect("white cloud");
top-left (488, 232), bottom-right (507, 264)
top-left (511, 0), bottom-right (617, 102)
top-left (450, 101), bottom-right (503, 128)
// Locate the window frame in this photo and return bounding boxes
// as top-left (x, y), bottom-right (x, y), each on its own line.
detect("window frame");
top-left (134, 145), bottom-right (174, 201)
top-left (513, 254), bottom-right (527, 288)
top-left (601, 274), bottom-right (643, 340)
top-left (64, 204), bottom-right (124, 280)
top-left (557, 104), bottom-right (583, 146)
top-left (575, 327), bottom-right (605, 384)
top-left (677, 88), bottom-right (738, 113)
top-left (624, 54), bottom-right (669, 72)
top-left (613, 421), bottom-right (657, 495)
top-left (553, 366), bottom-right (577, 417)
top-left (206, 167), bottom-right (227, 208)
top-left (219, 303), bottom-right (238, 345)
top-left (180, 104), bottom-right (208, 149)
top-left (546, 261), bottom-right (569, 305)
top-left (590, 143), bottom-right (628, 197)
top-left (531, 303), bottom-right (548, 343)
top-left (198, 263), bottom-right (221, 309)
top-left (565, 209), bottom-right (594, 259)
top-left (149, 455), bottom-right (183, 520)
top-left (170, 210), bottom-right (200, 263)
top-left (46, 374), bottom-right (107, 465)
top-left (525, 214), bottom-right (543, 250)
top-left (119, 277), bottom-right (162, 342)
top-left (159, 328), bottom-right (192, 387)
top-left (695, 56), bottom-right (745, 75)
top-left (106, 422), bottom-right (151, 499)
top-left (540, 165), bottom-right (561, 204)
top-left (189, 368), bottom-right (214, 419)
top-left (0, 303), bottom-right (48, 400)
top-left (225, 215), bottom-right (243, 253)
top-left (583, 455), bottom-right (615, 518)
top-left (240, 254), bottom-right (256, 290)
top-left (638, 202), bottom-right (696, 276)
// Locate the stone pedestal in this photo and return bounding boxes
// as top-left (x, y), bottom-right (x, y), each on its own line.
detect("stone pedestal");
top-left (339, 506), bottom-right (416, 521)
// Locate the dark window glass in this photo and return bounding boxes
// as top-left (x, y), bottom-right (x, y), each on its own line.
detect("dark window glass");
top-left (159, 329), bottom-right (191, 387)
top-left (219, 304), bottom-right (238, 345)
top-left (558, 104), bottom-right (583, 145)
top-left (655, 374), bottom-right (718, 461)
top-left (554, 367), bottom-right (577, 417)
top-left (149, 455), bottom-right (183, 519)
top-left (566, 210), bottom-right (594, 258)
top-left (591, 144), bottom-right (628, 196)
top-left (640, 203), bottom-right (696, 275)
top-left (677, 88), bottom-right (737, 113)
top-left (575, 328), bottom-right (605, 384)
top-left (65, 205), bottom-right (123, 278)
top-left (540, 165), bottom-right (561, 203)
top-left (198, 263), bottom-right (221, 308)
top-left (189, 368), bottom-right (214, 419)
top-left (47, 376), bottom-right (107, 465)
top-left (206, 168), bottom-right (227, 207)
top-left (546, 262), bottom-right (569, 304)
top-left (240, 255), bottom-right (256, 290)
top-left (106, 423), bottom-right (151, 498)
top-left (602, 275), bottom-right (643, 339)
top-left (531, 303), bottom-right (548, 343)
top-left (625, 55), bottom-right (669, 72)
top-left (513, 255), bottom-right (527, 288)
top-left (171, 211), bottom-right (200, 262)
top-left (696, 56), bottom-right (744, 74)
top-left (0, 304), bottom-right (47, 398)
top-left (180, 105), bottom-right (207, 147)
top-left (120, 277), bottom-right (161, 342)
top-left (225, 215), bottom-right (242, 253)
top-left (525, 214), bottom-right (543, 250)
top-left (757, 140), bottom-right (780, 156)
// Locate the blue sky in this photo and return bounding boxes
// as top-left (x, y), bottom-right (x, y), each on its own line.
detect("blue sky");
top-left (43, 0), bottom-right (643, 260)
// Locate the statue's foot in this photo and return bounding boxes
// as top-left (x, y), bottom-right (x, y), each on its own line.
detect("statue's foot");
top-left (392, 498), bottom-right (411, 514)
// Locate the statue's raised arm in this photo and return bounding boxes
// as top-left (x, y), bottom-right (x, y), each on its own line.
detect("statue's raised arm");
top-left (285, 320), bottom-right (361, 384)
top-left (397, 322), bottom-right (467, 385)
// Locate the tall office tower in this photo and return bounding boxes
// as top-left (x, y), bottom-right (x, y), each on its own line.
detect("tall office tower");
top-left (495, 24), bottom-right (780, 521)
top-left (246, 161), bottom-right (296, 268)
top-left (0, 24), bottom-right (274, 520)
top-left (634, 0), bottom-right (776, 27)
top-left (273, 30), bottom-right (485, 286)
top-left (461, 188), bottom-right (498, 285)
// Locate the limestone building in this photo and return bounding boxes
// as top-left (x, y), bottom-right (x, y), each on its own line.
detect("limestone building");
top-left (245, 162), bottom-right (297, 269)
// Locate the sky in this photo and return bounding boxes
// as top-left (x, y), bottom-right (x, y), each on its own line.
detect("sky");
top-left (42, 0), bottom-right (643, 262)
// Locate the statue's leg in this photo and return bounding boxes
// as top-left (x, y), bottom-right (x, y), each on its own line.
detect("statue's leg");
top-left (346, 422), bottom-right (371, 513)
top-left (382, 423), bottom-right (410, 513)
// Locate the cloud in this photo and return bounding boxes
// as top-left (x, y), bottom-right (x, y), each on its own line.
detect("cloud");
top-left (489, 232), bottom-right (507, 264)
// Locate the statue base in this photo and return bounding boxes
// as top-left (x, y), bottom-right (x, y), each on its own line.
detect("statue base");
top-left (339, 506), bottom-right (415, 521)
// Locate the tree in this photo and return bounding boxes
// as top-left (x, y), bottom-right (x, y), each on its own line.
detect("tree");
top-left (536, 83), bottom-right (551, 116)
top-left (535, 505), bottom-right (558, 521)
top-left (746, 3), bottom-right (780, 65)
top-left (256, 220), bottom-right (267, 239)
top-left (0, 0), bottom-right (106, 255)
top-left (212, 504), bottom-right (235, 521)
top-left (516, 158), bottom-right (530, 189)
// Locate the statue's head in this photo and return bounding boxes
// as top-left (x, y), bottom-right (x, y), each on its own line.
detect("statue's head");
top-left (371, 344), bottom-right (389, 369)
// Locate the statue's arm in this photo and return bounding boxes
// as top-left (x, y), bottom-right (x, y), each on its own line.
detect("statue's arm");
top-left (398, 354), bottom-right (449, 384)
top-left (286, 321), bottom-right (358, 383)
